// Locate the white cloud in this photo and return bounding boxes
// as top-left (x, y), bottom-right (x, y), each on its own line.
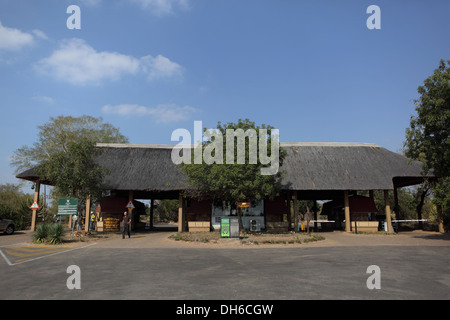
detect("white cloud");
top-left (0, 20), bottom-right (34, 51)
top-left (36, 38), bottom-right (182, 85)
top-left (32, 29), bottom-right (48, 40)
top-left (141, 54), bottom-right (183, 80)
top-left (102, 104), bottom-right (197, 123)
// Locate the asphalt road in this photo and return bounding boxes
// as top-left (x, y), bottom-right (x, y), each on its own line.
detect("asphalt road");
top-left (1, 241), bottom-right (449, 300)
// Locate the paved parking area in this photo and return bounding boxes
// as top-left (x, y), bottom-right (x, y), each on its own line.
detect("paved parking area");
top-left (1, 229), bottom-right (449, 300)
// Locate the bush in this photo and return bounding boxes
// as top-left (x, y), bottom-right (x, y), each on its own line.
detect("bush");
top-left (48, 223), bottom-right (64, 244)
top-left (33, 224), bottom-right (49, 243)
top-left (33, 223), bottom-right (65, 244)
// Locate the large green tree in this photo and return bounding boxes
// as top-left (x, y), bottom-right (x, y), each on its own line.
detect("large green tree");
top-left (404, 59), bottom-right (450, 232)
top-left (12, 115), bottom-right (129, 213)
top-left (0, 183), bottom-right (34, 230)
top-left (179, 118), bottom-right (286, 233)
top-left (12, 115), bottom-right (128, 174)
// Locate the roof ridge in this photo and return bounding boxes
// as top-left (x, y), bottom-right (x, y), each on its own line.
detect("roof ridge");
top-left (96, 142), bottom-right (381, 148)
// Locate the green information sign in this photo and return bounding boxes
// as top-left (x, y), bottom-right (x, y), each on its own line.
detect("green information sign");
top-left (58, 198), bottom-right (78, 215)
top-left (221, 218), bottom-right (230, 238)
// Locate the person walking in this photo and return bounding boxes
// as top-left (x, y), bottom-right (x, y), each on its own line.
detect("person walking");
top-left (122, 211), bottom-right (131, 239)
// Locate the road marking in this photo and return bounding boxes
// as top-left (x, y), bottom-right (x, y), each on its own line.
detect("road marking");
top-left (0, 243), bottom-right (97, 266)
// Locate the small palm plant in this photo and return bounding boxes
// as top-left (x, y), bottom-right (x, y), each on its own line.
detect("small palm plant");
top-left (33, 224), bottom-right (49, 243)
top-left (33, 223), bottom-right (65, 244)
top-left (48, 223), bottom-right (64, 244)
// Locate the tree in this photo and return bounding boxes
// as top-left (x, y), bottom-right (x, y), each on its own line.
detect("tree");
top-left (180, 118), bottom-right (286, 234)
top-left (12, 115), bottom-right (129, 218)
top-left (404, 60), bottom-right (450, 232)
top-left (154, 200), bottom-right (179, 222)
top-left (12, 115), bottom-right (128, 174)
top-left (0, 184), bottom-right (34, 230)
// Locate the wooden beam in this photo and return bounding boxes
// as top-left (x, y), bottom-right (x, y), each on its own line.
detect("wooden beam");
top-left (286, 191), bottom-right (292, 230)
top-left (30, 181), bottom-right (40, 232)
top-left (384, 190), bottom-right (394, 233)
top-left (178, 193), bottom-right (186, 232)
top-left (128, 190), bottom-right (134, 232)
top-left (293, 191), bottom-right (298, 232)
top-left (84, 194), bottom-right (91, 233)
top-left (344, 190), bottom-right (351, 232)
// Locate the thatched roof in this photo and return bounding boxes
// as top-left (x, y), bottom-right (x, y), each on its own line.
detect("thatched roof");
top-left (16, 142), bottom-right (434, 197)
top-left (95, 144), bottom-right (187, 192)
top-left (280, 142), bottom-right (432, 191)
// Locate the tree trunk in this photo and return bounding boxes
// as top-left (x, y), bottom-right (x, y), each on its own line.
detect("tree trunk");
top-left (416, 186), bottom-right (430, 230)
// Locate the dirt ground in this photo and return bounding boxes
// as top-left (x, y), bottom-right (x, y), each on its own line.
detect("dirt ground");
top-left (6, 226), bottom-right (450, 249)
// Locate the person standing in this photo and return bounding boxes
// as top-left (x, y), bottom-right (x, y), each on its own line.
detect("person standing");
top-left (122, 211), bottom-right (131, 239)
top-left (89, 212), bottom-right (96, 231)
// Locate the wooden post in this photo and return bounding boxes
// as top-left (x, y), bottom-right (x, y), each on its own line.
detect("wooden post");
top-left (293, 191), bottom-right (298, 232)
top-left (128, 190), bottom-right (134, 232)
top-left (30, 181), bottom-right (40, 231)
top-left (286, 191), bottom-right (292, 230)
top-left (384, 190), bottom-right (394, 233)
top-left (344, 190), bottom-right (351, 232)
top-left (178, 193), bottom-right (186, 232)
top-left (84, 194), bottom-right (91, 233)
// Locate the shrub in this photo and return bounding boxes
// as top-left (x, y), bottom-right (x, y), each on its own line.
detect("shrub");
top-left (33, 224), bottom-right (49, 243)
top-left (48, 223), bottom-right (64, 244)
top-left (33, 223), bottom-right (65, 244)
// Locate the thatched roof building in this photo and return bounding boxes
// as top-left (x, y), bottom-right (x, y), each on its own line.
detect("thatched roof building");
top-left (17, 142), bottom-right (433, 198)
top-left (17, 142), bottom-right (435, 233)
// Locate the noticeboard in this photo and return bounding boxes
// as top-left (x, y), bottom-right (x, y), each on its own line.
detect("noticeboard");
top-left (57, 198), bottom-right (78, 215)
top-left (237, 202), bottom-right (251, 208)
top-left (220, 218), bottom-right (230, 238)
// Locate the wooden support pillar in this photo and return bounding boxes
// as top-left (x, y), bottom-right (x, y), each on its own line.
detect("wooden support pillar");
top-left (384, 190), bottom-right (394, 233)
top-left (30, 181), bottom-right (40, 232)
top-left (344, 190), bottom-right (351, 232)
top-left (128, 190), bottom-right (134, 232)
top-left (286, 191), bottom-right (292, 230)
top-left (84, 194), bottom-right (91, 233)
top-left (178, 193), bottom-right (186, 232)
top-left (293, 191), bottom-right (298, 232)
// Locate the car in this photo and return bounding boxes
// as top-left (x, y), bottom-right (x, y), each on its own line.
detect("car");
top-left (0, 217), bottom-right (15, 235)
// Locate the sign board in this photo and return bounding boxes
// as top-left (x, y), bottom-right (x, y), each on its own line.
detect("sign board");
top-left (237, 202), bottom-right (251, 208)
top-left (220, 218), bottom-right (230, 238)
top-left (30, 200), bottom-right (40, 210)
top-left (58, 198), bottom-right (78, 215)
top-left (126, 201), bottom-right (135, 209)
top-left (229, 218), bottom-right (240, 238)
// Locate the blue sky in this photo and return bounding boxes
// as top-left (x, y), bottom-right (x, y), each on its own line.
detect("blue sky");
top-left (1, 0), bottom-right (449, 186)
